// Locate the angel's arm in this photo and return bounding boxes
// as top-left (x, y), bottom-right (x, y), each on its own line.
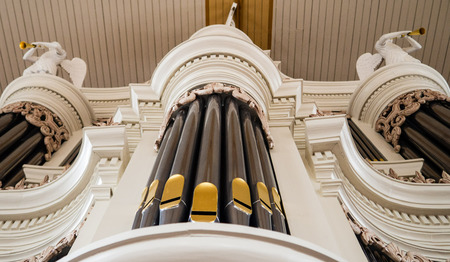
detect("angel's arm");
top-left (23, 47), bottom-right (38, 63)
top-left (375, 31), bottom-right (411, 50)
top-left (403, 36), bottom-right (422, 53)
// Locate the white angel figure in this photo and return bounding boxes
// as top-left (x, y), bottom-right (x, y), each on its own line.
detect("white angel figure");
top-left (22, 41), bottom-right (87, 88)
top-left (356, 30), bottom-right (422, 81)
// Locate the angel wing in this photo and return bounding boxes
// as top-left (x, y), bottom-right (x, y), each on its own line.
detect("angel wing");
top-left (61, 58), bottom-right (87, 88)
top-left (356, 53), bottom-right (383, 81)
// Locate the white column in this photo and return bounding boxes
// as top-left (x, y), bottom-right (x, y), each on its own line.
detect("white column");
top-left (270, 127), bottom-right (365, 262)
top-left (91, 131), bottom-right (159, 241)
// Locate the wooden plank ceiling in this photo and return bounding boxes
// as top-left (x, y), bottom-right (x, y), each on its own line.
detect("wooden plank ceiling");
top-left (0, 0), bottom-right (205, 92)
top-left (271, 0), bottom-right (450, 82)
top-left (0, 0), bottom-right (449, 94)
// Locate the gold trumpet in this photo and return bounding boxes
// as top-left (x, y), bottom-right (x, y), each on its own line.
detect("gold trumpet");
top-left (400, 27), bottom-right (426, 38)
top-left (19, 41), bottom-right (37, 49)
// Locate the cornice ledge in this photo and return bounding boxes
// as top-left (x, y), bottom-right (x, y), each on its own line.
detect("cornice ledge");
top-left (305, 116), bottom-right (450, 215)
top-left (149, 34), bottom-right (282, 101)
top-left (62, 223), bottom-right (344, 262)
top-left (0, 126), bottom-right (129, 221)
top-left (348, 63), bottom-right (450, 127)
top-left (0, 74), bottom-right (95, 130)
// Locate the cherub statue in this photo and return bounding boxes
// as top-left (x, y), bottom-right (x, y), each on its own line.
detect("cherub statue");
top-left (22, 41), bottom-right (87, 88)
top-left (356, 30), bottom-right (423, 81)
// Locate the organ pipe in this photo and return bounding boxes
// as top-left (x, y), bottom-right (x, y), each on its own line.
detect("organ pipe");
top-left (3, 149), bottom-right (45, 188)
top-left (140, 110), bottom-right (186, 227)
top-left (409, 111), bottom-right (450, 151)
top-left (428, 103), bottom-right (450, 127)
top-left (0, 114), bottom-right (14, 134)
top-left (223, 98), bottom-right (252, 226)
top-left (132, 126), bottom-right (173, 229)
top-left (132, 92), bottom-right (287, 234)
top-left (0, 120), bottom-right (29, 156)
top-left (0, 129), bottom-right (43, 182)
top-left (254, 125), bottom-right (287, 233)
top-left (241, 109), bottom-right (272, 230)
top-left (189, 95), bottom-right (222, 223)
top-left (403, 126), bottom-right (450, 174)
top-left (159, 99), bottom-right (203, 225)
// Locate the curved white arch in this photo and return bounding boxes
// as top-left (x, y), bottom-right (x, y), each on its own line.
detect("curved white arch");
top-left (348, 62), bottom-right (450, 127)
top-left (0, 75), bottom-right (96, 133)
top-left (190, 24), bottom-right (253, 43)
top-left (149, 32), bottom-right (282, 109)
top-left (62, 223), bottom-right (343, 262)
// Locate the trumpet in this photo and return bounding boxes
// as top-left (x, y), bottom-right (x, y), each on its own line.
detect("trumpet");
top-left (400, 27), bottom-right (426, 38)
top-left (19, 41), bottom-right (38, 49)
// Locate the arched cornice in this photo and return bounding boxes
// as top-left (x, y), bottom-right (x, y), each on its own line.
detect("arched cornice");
top-left (0, 74), bottom-right (96, 134)
top-left (348, 63), bottom-right (450, 128)
top-left (305, 115), bottom-right (450, 260)
top-left (149, 26), bottom-right (282, 113)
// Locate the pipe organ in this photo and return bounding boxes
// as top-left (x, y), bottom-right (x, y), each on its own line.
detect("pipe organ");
top-left (0, 113), bottom-right (45, 188)
top-left (133, 91), bottom-right (287, 233)
top-left (375, 90), bottom-right (450, 181)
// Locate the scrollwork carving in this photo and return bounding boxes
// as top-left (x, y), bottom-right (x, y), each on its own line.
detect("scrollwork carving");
top-left (155, 82), bottom-right (273, 150)
top-left (375, 89), bottom-right (448, 152)
top-left (0, 102), bottom-right (70, 161)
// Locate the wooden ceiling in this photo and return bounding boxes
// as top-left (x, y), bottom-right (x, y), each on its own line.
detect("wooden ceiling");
top-left (0, 0), bottom-right (448, 94)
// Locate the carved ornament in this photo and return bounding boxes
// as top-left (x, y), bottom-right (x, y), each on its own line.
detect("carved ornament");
top-left (375, 89), bottom-right (449, 152)
top-left (342, 203), bottom-right (431, 262)
top-left (156, 82), bottom-right (273, 150)
top-left (0, 102), bottom-right (70, 161)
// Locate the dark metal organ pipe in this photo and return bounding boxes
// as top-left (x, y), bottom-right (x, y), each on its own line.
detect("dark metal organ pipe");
top-left (190, 95), bottom-right (222, 223)
top-left (223, 98), bottom-right (251, 226)
top-left (254, 125), bottom-right (287, 233)
top-left (0, 113), bottom-right (46, 188)
top-left (132, 126), bottom-right (173, 229)
top-left (240, 109), bottom-right (272, 230)
top-left (160, 100), bottom-right (203, 225)
top-left (133, 93), bottom-right (287, 233)
top-left (139, 111), bottom-right (186, 227)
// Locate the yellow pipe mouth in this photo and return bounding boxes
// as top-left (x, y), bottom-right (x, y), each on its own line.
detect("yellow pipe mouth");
top-left (232, 178), bottom-right (252, 214)
top-left (191, 182), bottom-right (218, 222)
top-left (142, 180), bottom-right (159, 210)
top-left (257, 182), bottom-right (272, 214)
top-left (160, 174), bottom-right (184, 210)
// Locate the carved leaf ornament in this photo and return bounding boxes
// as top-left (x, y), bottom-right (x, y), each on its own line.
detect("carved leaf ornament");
top-left (0, 102), bottom-right (70, 161)
top-left (341, 203), bottom-right (431, 262)
top-left (375, 89), bottom-right (448, 152)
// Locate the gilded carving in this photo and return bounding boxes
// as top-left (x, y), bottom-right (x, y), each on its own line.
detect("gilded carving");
top-left (375, 89), bottom-right (449, 152)
top-left (156, 82), bottom-right (273, 150)
top-left (0, 102), bottom-right (70, 161)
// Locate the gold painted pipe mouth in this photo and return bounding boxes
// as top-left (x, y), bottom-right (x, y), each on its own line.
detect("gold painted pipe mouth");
top-left (190, 182), bottom-right (218, 222)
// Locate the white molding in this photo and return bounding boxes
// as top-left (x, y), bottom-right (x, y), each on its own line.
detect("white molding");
top-left (62, 223), bottom-right (344, 262)
top-left (0, 75), bottom-right (95, 133)
top-left (305, 115), bottom-right (450, 214)
top-left (348, 63), bottom-right (450, 127)
top-left (149, 26), bottom-right (283, 111)
top-left (0, 126), bottom-right (129, 220)
top-left (0, 126), bottom-right (129, 261)
top-left (305, 115), bottom-right (450, 260)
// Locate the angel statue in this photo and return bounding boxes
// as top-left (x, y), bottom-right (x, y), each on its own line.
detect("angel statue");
top-left (356, 29), bottom-right (424, 81)
top-left (21, 41), bottom-right (87, 88)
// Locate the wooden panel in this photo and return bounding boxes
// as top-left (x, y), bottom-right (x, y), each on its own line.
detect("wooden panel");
top-left (206, 0), bottom-right (273, 50)
top-left (271, 0), bottom-right (450, 84)
top-left (0, 0), bottom-right (205, 91)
